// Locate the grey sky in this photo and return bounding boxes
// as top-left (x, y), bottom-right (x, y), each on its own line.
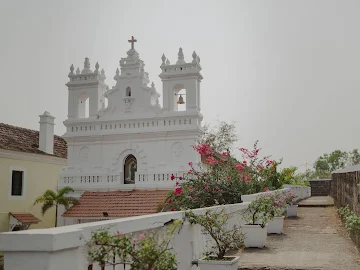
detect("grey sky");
top-left (1, 0), bottom-right (359, 170)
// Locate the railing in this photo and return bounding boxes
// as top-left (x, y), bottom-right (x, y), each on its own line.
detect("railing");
top-left (0, 185), bottom-right (310, 270)
top-left (66, 117), bottom-right (198, 135)
top-left (59, 172), bottom-right (186, 189)
top-left (60, 174), bottom-right (120, 186)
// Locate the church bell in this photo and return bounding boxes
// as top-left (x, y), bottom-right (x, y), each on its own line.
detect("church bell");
top-left (177, 94), bottom-right (185, 104)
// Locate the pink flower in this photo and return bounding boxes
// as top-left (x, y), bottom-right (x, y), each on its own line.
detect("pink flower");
top-left (206, 156), bottom-right (218, 165)
top-left (194, 143), bottom-right (213, 156)
top-left (179, 176), bottom-right (183, 180)
top-left (176, 181), bottom-right (179, 186)
top-left (174, 187), bottom-right (182, 195)
top-left (235, 164), bottom-right (243, 171)
top-left (188, 161), bottom-right (193, 166)
top-left (116, 230), bottom-right (122, 236)
top-left (132, 238), bottom-right (137, 243)
top-left (171, 208), bottom-right (175, 211)
top-left (242, 160), bottom-right (247, 166)
top-left (264, 187), bottom-right (269, 191)
top-left (139, 234), bottom-right (145, 239)
top-left (170, 174), bottom-right (175, 180)
top-left (222, 151), bottom-right (228, 156)
top-left (168, 198), bottom-right (173, 204)
top-left (218, 189), bottom-right (222, 193)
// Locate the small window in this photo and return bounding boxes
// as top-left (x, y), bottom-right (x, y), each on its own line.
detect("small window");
top-left (126, 87), bottom-right (131, 97)
top-left (11, 171), bottom-right (23, 196)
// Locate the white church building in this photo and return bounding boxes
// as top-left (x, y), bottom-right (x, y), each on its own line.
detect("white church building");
top-left (58, 37), bottom-right (204, 225)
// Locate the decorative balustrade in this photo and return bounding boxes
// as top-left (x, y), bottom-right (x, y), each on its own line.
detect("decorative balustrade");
top-left (0, 185), bottom-right (311, 270)
top-left (67, 117), bottom-right (197, 134)
top-left (60, 174), bottom-right (120, 187)
top-left (136, 172), bottom-right (186, 185)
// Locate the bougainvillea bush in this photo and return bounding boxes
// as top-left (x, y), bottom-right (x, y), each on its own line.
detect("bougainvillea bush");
top-left (86, 219), bottom-right (182, 270)
top-left (163, 141), bottom-right (287, 211)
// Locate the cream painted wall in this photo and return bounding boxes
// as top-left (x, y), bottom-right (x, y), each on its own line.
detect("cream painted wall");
top-left (0, 152), bottom-right (65, 232)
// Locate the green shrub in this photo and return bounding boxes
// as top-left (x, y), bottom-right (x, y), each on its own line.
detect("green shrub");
top-left (337, 205), bottom-right (360, 235)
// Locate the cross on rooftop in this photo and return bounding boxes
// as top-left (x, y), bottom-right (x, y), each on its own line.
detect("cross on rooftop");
top-left (128, 36), bottom-right (137, 49)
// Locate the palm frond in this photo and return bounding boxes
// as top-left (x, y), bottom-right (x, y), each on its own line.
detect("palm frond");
top-left (57, 196), bottom-right (78, 210)
top-left (41, 201), bottom-right (55, 216)
top-left (58, 186), bottom-right (75, 197)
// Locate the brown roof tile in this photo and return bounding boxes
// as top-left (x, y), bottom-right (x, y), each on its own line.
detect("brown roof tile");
top-left (0, 123), bottom-right (67, 159)
top-left (62, 190), bottom-right (171, 218)
top-left (10, 212), bottom-right (41, 224)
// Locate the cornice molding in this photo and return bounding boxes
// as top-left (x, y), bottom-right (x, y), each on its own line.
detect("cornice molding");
top-left (0, 149), bottom-right (66, 165)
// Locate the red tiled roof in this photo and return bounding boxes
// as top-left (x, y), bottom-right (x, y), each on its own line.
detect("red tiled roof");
top-left (0, 123), bottom-right (67, 159)
top-left (62, 190), bottom-right (171, 218)
top-left (10, 212), bottom-right (41, 224)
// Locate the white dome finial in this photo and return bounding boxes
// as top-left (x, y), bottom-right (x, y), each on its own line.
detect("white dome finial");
top-left (176, 47), bottom-right (186, 65)
top-left (161, 53), bottom-right (166, 66)
top-left (69, 64), bottom-right (74, 75)
top-left (81, 57), bottom-right (93, 74)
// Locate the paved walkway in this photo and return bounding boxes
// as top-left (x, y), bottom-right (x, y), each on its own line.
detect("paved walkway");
top-left (298, 196), bottom-right (334, 207)
top-left (236, 198), bottom-right (360, 269)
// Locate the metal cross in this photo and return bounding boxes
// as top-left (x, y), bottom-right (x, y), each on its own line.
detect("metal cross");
top-left (128, 36), bottom-right (137, 49)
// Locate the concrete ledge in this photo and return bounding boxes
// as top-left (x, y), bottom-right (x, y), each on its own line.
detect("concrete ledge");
top-left (298, 196), bottom-right (334, 207)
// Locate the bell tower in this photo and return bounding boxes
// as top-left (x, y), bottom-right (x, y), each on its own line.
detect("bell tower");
top-left (66, 58), bottom-right (107, 120)
top-left (159, 48), bottom-right (203, 113)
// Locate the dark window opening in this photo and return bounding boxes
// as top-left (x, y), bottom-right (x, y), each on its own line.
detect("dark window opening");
top-left (11, 170), bottom-right (23, 196)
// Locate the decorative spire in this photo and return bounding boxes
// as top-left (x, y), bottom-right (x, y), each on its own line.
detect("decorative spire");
top-left (176, 47), bottom-right (186, 65)
top-left (76, 67), bottom-right (80, 75)
top-left (166, 58), bottom-right (170, 65)
top-left (69, 64), bottom-right (74, 75)
top-left (84, 57), bottom-right (90, 68)
top-left (101, 69), bottom-right (105, 76)
top-left (113, 68), bottom-right (120, 81)
top-left (192, 51), bottom-right (197, 63)
top-left (94, 62), bottom-right (100, 74)
top-left (81, 57), bottom-right (93, 74)
top-left (161, 54), bottom-right (166, 66)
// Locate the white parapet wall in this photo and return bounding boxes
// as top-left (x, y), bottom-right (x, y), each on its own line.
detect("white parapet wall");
top-left (0, 187), bottom-right (310, 270)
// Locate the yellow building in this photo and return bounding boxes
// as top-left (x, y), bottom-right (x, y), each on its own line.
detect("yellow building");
top-left (0, 112), bottom-right (67, 232)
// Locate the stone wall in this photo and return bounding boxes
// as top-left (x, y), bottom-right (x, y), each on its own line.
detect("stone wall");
top-left (332, 171), bottom-right (360, 215)
top-left (308, 179), bottom-right (332, 196)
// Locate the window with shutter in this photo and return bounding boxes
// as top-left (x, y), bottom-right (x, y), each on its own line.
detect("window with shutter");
top-left (11, 171), bottom-right (23, 196)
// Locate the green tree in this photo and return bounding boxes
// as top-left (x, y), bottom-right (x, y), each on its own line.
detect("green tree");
top-left (348, 149), bottom-right (360, 165)
top-left (33, 186), bottom-right (78, 227)
top-left (198, 120), bottom-right (238, 153)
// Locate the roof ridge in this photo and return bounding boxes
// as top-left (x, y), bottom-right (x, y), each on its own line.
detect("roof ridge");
top-left (0, 122), bottom-right (65, 140)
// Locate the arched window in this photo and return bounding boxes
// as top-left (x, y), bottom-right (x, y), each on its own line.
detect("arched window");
top-left (126, 87), bottom-right (131, 97)
top-left (124, 155), bottom-right (137, 184)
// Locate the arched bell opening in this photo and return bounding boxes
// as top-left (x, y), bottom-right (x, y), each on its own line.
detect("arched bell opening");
top-left (173, 84), bottom-right (186, 111)
top-left (78, 94), bottom-right (90, 118)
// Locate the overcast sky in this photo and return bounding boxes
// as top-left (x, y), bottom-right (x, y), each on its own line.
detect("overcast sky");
top-left (1, 0), bottom-right (359, 170)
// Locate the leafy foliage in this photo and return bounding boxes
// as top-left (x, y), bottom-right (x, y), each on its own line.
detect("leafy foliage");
top-left (162, 141), bottom-right (287, 211)
top-left (186, 208), bottom-right (244, 260)
top-left (312, 149), bottom-right (360, 178)
top-left (243, 196), bottom-right (276, 227)
top-left (86, 220), bottom-right (182, 270)
top-left (33, 186), bottom-right (77, 227)
top-left (338, 205), bottom-right (360, 235)
top-left (198, 120), bottom-right (238, 153)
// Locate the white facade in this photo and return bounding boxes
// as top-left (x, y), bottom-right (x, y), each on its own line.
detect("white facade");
top-left (59, 40), bottom-right (204, 194)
